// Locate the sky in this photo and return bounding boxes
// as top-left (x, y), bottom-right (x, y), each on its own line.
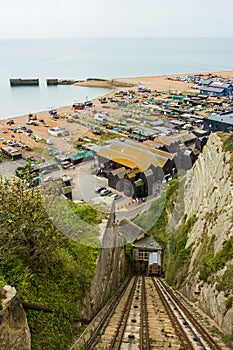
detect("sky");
top-left (1, 0), bottom-right (233, 40)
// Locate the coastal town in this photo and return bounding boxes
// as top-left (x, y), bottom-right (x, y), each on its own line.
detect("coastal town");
top-left (0, 71), bottom-right (233, 209)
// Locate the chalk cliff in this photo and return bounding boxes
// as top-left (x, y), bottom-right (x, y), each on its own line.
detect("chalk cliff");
top-left (181, 133), bottom-right (233, 335)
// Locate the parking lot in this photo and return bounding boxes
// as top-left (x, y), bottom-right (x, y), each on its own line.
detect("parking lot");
top-left (0, 159), bottom-right (27, 179)
top-left (0, 158), bottom-right (157, 221)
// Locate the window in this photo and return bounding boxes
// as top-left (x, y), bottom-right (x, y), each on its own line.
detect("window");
top-left (138, 250), bottom-right (149, 261)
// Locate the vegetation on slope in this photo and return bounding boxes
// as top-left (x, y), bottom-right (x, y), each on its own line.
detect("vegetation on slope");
top-left (134, 178), bottom-right (196, 287)
top-left (165, 216), bottom-right (196, 286)
top-left (199, 235), bottom-right (233, 282)
top-left (134, 179), bottom-right (184, 247)
top-left (0, 177), bottom-right (100, 349)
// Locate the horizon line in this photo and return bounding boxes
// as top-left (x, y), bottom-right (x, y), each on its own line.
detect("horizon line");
top-left (1, 36), bottom-right (233, 41)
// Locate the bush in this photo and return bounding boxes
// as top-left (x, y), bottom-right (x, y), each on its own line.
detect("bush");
top-left (0, 177), bottom-right (99, 349)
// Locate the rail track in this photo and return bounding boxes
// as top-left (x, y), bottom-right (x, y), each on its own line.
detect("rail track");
top-left (97, 276), bottom-right (150, 349)
top-left (71, 276), bottom-right (229, 350)
top-left (153, 278), bottom-right (225, 350)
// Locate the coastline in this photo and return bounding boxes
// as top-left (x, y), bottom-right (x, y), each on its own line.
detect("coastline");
top-left (1, 70), bottom-right (233, 160)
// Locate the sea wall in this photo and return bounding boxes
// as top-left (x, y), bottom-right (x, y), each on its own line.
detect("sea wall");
top-left (181, 133), bottom-right (233, 335)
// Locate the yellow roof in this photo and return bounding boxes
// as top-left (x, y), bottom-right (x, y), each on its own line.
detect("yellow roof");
top-left (98, 140), bottom-right (173, 172)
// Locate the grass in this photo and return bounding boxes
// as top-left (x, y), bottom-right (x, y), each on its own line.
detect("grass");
top-left (99, 131), bottom-right (122, 144)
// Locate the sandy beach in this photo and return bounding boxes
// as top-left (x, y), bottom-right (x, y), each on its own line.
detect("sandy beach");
top-left (1, 70), bottom-right (233, 160)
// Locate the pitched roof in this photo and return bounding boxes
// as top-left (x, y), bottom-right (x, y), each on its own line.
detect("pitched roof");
top-left (200, 86), bottom-right (225, 93)
top-left (118, 219), bottom-right (147, 243)
top-left (206, 112), bottom-right (233, 125)
top-left (133, 235), bottom-right (162, 250)
top-left (210, 82), bottom-right (231, 89)
top-left (98, 139), bottom-right (173, 172)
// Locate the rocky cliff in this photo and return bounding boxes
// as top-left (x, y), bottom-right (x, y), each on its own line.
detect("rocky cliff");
top-left (0, 285), bottom-right (31, 350)
top-left (180, 133), bottom-right (233, 336)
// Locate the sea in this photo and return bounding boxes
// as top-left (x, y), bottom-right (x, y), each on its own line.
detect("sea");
top-left (1, 37), bottom-right (233, 119)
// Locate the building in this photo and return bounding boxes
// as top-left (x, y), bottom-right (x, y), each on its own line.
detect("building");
top-left (203, 112), bottom-right (233, 132)
top-left (1, 146), bottom-right (22, 160)
top-left (199, 80), bottom-right (233, 97)
top-left (41, 175), bottom-right (72, 200)
top-left (144, 137), bottom-right (181, 154)
top-left (97, 139), bottom-right (176, 197)
top-left (132, 234), bottom-right (163, 275)
top-left (117, 219), bottom-right (163, 275)
top-left (195, 136), bottom-right (209, 151)
top-left (33, 161), bottom-right (59, 174)
top-left (98, 139), bottom-right (175, 177)
top-left (70, 150), bottom-right (93, 165)
top-left (108, 167), bottom-right (127, 190)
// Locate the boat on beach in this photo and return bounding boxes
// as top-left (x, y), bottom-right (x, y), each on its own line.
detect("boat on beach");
top-left (72, 102), bottom-right (85, 110)
top-left (72, 99), bottom-right (93, 110)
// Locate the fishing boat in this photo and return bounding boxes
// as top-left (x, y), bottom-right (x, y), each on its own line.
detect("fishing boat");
top-left (72, 101), bottom-right (85, 110)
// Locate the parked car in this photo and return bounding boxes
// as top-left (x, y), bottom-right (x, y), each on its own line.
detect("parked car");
top-left (95, 186), bottom-right (107, 193)
top-left (99, 189), bottom-right (112, 196)
top-left (18, 125), bottom-right (27, 130)
top-left (41, 170), bottom-right (50, 175)
top-left (44, 176), bottom-right (53, 182)
top-left (61, 161), bottom-right (72, 169)
top-left (110, 194), bottom-right (122, 200)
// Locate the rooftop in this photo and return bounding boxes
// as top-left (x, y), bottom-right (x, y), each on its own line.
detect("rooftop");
top-left (98, 139), bottom-right (174, 172)
top-left (206, 112), bottom-right (233, 125)
top-left (133, 235), bottom-right (162, 250)
top-left (70, 150), bottom-right (93, 161)
top-left (118, 219), bottom-right (147, 243)
top-left (200, 86), bottom-right (225, 93)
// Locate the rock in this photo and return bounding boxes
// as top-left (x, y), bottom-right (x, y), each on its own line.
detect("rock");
top-left (181, 133), bottom-right (233, 336)
top-left (0, 286), bottom-right (31, 350)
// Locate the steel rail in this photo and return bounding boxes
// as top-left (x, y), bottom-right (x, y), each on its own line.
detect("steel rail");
top-left (152, 277), bottom-right (196, 350)
top-left (158, 278), bottom-right (223, 350)
top-left (140, 276), bottom-right (151, 350)
top-left (70, 277), bottom-right (130, 350)
top-left (109, 276), bottom-right (139, 349)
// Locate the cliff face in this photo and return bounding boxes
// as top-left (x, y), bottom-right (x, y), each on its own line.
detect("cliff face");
top-left (0, 286), bottom-right (31, 350)
top-left (181, 133), bottom-right (233, 335)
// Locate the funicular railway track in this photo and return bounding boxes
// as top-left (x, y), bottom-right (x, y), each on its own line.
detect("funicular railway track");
top-left (98, 276), bottom-right (150, 349)
top-left (153, 278), bottom-right (224, 350)
top-left (71, 276), bottom-right (228, 350)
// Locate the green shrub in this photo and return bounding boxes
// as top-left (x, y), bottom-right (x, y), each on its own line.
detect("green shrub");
top-left (216, 268), bottom-right (233, 292)
top-left (0, 177), bottom-right (99, 349)
top-left (200, 237), bottom-right (233, 282)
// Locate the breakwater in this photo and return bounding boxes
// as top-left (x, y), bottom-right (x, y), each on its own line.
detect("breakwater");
top-left (10, 78), bottom-right (39, 86)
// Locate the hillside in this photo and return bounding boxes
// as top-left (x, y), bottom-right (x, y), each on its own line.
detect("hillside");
top-left (135, 132), bottom-right (233, 346)
top-left (0, 180), bottom-right (101, 349)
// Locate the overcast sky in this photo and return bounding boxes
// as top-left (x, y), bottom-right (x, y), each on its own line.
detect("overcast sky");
top-left (1, 0), bottom-right (233, 40)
